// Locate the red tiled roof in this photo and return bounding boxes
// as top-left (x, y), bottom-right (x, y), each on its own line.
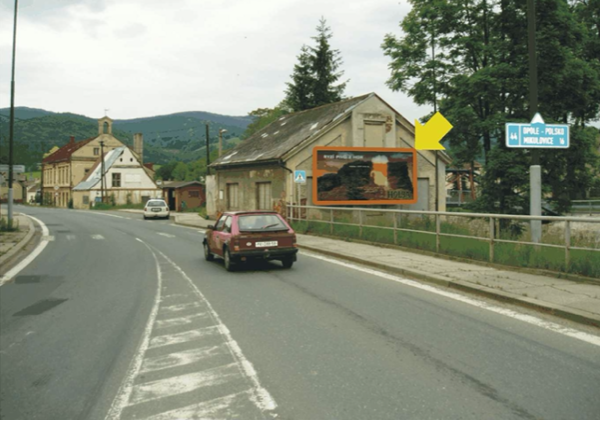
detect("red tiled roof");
top-left (42, 136), bottom-right (97, 164)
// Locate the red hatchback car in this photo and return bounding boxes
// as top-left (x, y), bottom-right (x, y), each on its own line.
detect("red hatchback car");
top-left (203, 211), bottom-right (298, 271)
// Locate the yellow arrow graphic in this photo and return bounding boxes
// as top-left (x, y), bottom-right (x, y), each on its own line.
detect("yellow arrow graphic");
top-left (415, 112), bottom-right (453, 150)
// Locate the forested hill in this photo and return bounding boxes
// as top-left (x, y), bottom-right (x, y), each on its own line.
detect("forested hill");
top-left (0, 107), bottom-right (252, 168)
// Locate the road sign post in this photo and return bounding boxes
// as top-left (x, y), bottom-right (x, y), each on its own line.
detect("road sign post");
top-left (506, 113), bottom-right (570, 243)
top-left (293, 171), bottom-right (306, 220)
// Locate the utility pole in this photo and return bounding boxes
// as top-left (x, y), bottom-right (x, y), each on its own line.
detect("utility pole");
top-left (206, 124), bottom-right (210, 175)
top-left (7, 0), bottom-right (19, 222)
top-left (528, 0), bottom-right (542, 243)
top-left (432, 24), bottom-right (439, 212)
top-left (99, 140), bottom-right (105, 203)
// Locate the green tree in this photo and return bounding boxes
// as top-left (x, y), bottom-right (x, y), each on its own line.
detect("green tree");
top-left (155, 160), bottom-right (178, 180)
top-left (383, 0), bottom-right (600, 213)
top-left (309, 17), bottom-right (348, 108)
top-left (285, 17), bottom-right (347, 112)
top-left (172, 162), bottom-right (188, 181)
top-left (242, 106), bottom-right (288, 139)
top-left (285, 45), bottom-right (315, 111)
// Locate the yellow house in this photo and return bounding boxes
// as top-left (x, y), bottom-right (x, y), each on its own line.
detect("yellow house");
top-left (41, 116), bottom-right (146, 207)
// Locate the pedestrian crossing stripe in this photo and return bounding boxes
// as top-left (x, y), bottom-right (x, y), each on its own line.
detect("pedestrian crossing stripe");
top-left (294, 170), bottom-right (306, 184)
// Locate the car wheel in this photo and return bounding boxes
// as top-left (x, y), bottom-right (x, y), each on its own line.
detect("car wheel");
top-left (281, 257), bottom-right (294, 269)
top-left (143, 215), bottom-right (147, 220)
top-left (224, 248), bottom-right (234, 272)
top-left (203, 242), bottom-right (214, 261)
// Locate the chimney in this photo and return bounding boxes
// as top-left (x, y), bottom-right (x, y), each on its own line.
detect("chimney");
top-left (70, 136), bottom-right (75, 144)
top-left (133, 133), bottom-right (143, 164)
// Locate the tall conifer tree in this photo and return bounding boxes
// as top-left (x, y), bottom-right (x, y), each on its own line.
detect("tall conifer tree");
top-left (285, 18), bottom-right (347, 112)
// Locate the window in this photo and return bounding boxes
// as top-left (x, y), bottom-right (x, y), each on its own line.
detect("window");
top-left (227, 183), bottom-right (239, 210)
top-left (256, 182), bottom-right (272, 210)
top-left (83, 195), bottom-right (89, 205)
top-left (112, 172), bottom-right (121, 187)
top-left (215, 215), bottom-right (227, 231)
top-left (189, 190), bottom-right (200, 198)
top-left (94, 147), bottom-right (100, 156)
top-left (223, 216), bottom-right (232, 233)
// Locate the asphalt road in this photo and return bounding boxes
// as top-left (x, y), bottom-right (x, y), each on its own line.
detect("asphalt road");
top-left (1, 205), bottom-right (599, 419)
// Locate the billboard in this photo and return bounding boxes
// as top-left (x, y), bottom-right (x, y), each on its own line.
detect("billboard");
top-left (312, 147), bottom-right (417, 205)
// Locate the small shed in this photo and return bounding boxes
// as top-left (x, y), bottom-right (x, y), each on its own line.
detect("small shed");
top-left (162, 181), bottom-right (205, 211)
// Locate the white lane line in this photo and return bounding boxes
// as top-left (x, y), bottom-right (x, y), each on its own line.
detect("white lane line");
top-left (0, 215), bottom-right (50, 286)
top-left (149, 326), bottom-right (220, 349)
top-left (91, 234), bottom-right (105, 240)
top-left (66, 234), bottom-right (76, 241)
top-left (157, 250), bottom-right (277, 412)
top-left (147, 390), bottom-right (251, 420)
top-left (128, 363), bottom-right (241, 406)
top-left (155, 312), bottom-right (210, 329)
top-left (140, 345), bottom-right (227, 374)
top-left (301, 251), bottom-right (600, 347)
top-left (157, 232), bottom-right (176, 238)
top-left (105, 238), bottom-right (163, 420)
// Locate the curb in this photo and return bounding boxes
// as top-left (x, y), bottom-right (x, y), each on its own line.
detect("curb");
top-left (0, 214), bottom-right (36, 269)
top-left (298, 244), bottom-right (600, 328)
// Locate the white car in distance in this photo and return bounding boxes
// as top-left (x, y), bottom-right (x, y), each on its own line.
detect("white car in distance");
top-left (143, 199), bottom-right (170, 220)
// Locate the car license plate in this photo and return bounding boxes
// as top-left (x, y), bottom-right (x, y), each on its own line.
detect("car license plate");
top-left (255, 241), bottom-right (278, 247)
top-left (152, 208), bottom-right (161, 212)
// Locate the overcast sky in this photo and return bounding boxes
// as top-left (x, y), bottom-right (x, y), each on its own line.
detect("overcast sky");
top-left (0, 0), bottom-right (432, 122)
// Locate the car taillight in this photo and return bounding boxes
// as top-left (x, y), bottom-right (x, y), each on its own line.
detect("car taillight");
top-left (144, 207), bottom-right (147, 211)
top-left (232, 238), bottom-right (240, 252)
top-left (166, 207), bottom-right (169, 211)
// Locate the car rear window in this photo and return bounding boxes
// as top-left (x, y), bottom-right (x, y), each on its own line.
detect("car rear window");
top-left (148, 200), bottom-right (166, 207)
top-left (238, 214), bottom-right (287, 231)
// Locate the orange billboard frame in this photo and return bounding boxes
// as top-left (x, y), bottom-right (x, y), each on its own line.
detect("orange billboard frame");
top-left (312, 146), bottom-right (418, 206)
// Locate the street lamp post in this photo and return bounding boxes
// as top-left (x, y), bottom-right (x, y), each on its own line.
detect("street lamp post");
top-left (218, 129), bottom-right (227, 157)
top-left (7, 0), bottom-right (19, 222)
top-left (99, 140), bottom-right (105, 203)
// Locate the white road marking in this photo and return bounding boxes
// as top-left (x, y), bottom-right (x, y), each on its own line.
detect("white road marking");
top-left (129, 363), bottom-right (241, 406)
top-left (66, 234), bottom-right (76, 241)
top-left (157, 232), bottom-right (176, 238)
top-left (155, 312), bottom-right (210, 329)
top-left (160, 302), bottom-right (202, 313)
top-left (140, 345), bottom-right (227, 374)
top-left (147, 391), bottom-right (251, 420)
top-left (157, 250), bottom-right (277, 412)
top-left (91, 234), bottom-right (105, 240)
top-left (107, 239), bottom-right (277, 419)
top-left (149, 326), bottom-right (220, 349)
top-left (301, 251), bottom-right (600, 347)
top-left (0, 215), bottom-right (50, 286)
top-left (105, 239), bottom-right (163, 420)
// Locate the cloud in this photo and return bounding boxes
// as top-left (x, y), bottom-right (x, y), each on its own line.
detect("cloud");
top-left (0, 0), bottom-right (430, 121)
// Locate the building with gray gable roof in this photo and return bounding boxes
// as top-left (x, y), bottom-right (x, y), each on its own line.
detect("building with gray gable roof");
top-left (208, 93), bottom-right (451, 217)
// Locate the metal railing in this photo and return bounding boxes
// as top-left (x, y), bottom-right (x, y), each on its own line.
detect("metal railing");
top-left (286, 204), bottom-right (599, 271)
top-left (571, 200), bottom-right (600, 213)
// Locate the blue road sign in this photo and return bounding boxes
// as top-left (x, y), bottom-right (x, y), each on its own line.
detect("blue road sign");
top-left (294, 170), bottom-right (306, 184)
top-left (506, 113), bottom-right (569, 149)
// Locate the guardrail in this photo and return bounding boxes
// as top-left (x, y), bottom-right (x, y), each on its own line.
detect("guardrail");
top-left (571, 199), bottom-right (600, 212)
top-left (286, 204), bottom-right (599, 273)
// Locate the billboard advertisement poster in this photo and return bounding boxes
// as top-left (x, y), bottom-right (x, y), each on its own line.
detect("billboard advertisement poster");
top-left (312, 147), bottom-right (417, 205)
